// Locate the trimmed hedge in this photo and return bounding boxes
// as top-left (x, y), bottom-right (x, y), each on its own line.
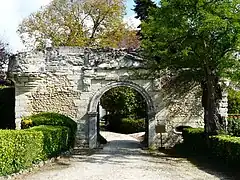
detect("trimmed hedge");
top-left (105, 114), bottom-right (122, 132)
top-left (182, 128), bottom-right (207, 154)
top-left (0, 125), bottom-right (70, 176)
top-left (210, 135), bottom-right (240, 165)
top-left (104, 115), bottom-right (145, 134)
top-left (22, 112), bottom-right (77, 147)
top-left (28, 125), bottom-right (70, 157)
top-left (0, 130), bottom-right (43, 176)
top-left (227, 115), bottom-right (240, 136)
top-left (119, 118), bottom-right (145, 134)
top-left (182, 127), bottom-right (240, 166)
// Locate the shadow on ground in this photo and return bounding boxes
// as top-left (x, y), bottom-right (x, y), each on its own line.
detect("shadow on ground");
top-left (157, 144), bottom-right (240, 180)
top-left (21, 138), bottom-right (236, 180)
top-left (69, 139), bottom-right (235, 179)
top-left (13, 141), bottom-right (234, 180)
top-left (70, 140), bottom-right (187, 169)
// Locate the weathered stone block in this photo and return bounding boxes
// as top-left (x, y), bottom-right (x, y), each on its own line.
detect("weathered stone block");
top-left (105, 74), bottom-right (119, 81)
top-left (20, 77), bottom-right (29, 82)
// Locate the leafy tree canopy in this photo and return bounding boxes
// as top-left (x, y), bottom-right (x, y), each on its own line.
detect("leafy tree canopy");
top-left (134, 0), bottom-right (157, 21)
top-left (141, 0), bottom-right (240, 134)
top-left (18, 0), bottom-right (139, 49)
top-left (133, 0), bottom-right (157, 38)
top-left (100, 86), bottom-right (146, 119)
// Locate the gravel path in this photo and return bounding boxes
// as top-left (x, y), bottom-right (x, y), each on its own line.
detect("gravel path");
top-left (11, 131), bottom-right (230, 180)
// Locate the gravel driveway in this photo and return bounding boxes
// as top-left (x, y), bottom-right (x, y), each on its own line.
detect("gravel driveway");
top-left (11, 131), bottom-right (231, 180)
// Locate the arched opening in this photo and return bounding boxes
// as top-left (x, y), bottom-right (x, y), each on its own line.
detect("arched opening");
top-left (0, 79), bottom-right (15, 129)
top-left (88, 81), bottom-right (155, 149)
top-left (98, 86), bottom-right (148, 146)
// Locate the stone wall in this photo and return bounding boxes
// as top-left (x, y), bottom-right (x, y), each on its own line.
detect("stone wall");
top-left (9, 47), bottom-right (204, 148)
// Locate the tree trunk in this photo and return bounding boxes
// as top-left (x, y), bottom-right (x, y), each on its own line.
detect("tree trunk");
top-left (202, 74), bottom-right (223, 136)
top-left (205, 75), bottom-right (218, 135)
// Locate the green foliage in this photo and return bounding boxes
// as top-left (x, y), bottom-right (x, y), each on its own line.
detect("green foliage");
top-left (119, 118), bottom-right (145, 134)
top-left (226, 88), bottom-right (240, 136)
top-left (104, 115), bottom-right (145, 134)
top-left (100, 87), bottom-right (147, 119)
top-left (210, 135), bottom-right (240, 165)
top-left (21, 118), bottom-right (33, 129)
top-left (104, 114), bottom-right (122, 132)
top-left (0, 125), bottom-right (70, 176)
top-left (182, 127), bottom-right (240, 165)
top-left (227, 115), bottom-right (240, 136)
top-left (0, 130), bottom-right (44, 176)
top-left (101, 87), bottom-right (147, 134)
top-left (228, 88), bottom-right (240, 114)
top-left (142, 0), bottom-right (240, 80)
top-left (141, 0), bottom-right (240, 134)
top-left (28, 125), bottom-right (70, 157)
top-left (134, 0), bottom-right (157, 21)
top-left (0, 86), bottom-right (7, 89)
top-left (24, 112), bottom-right (77, 147)
top-left (182, 128), bottom-right (207, 154)
top-left (18, 0), bottom-right (137, 49)
top-left (26, 112), bottom-right (77, 130)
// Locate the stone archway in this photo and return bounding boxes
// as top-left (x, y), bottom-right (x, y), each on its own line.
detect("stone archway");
top-left (9, 47), bottom-right (205, 149)
top-left (88, 81), bottom-right (156, 149)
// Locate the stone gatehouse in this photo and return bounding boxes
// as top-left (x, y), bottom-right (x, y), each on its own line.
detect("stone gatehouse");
top-left (9, 47), bottom-right (204, 149)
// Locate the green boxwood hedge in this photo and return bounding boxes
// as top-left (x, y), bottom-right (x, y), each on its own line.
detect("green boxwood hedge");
top-left (22, 112), bottom-right (77, 147)
top-left (182, 127), bottom-right (240, 166)
top-left (0, 125), bottom-right (70, 176)
top-left (227, 115), bottom-right (240, 136)
top-left (105, 114), bottom-right (122, 132)
top-left (0, 130), bottom-right (43, 176)
top-left (28, 125), bottom-right (70, 157)
top-left (182, 128), bottom-right (207, 154)
top-left (104, 115), bottom-right (145, 134)
top-left (210, 135), bottom-right (240, 165)
top-left (119, 118), bottom-right (145, 134)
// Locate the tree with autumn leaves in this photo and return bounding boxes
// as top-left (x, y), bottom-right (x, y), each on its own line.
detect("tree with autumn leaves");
top-left (18, 0), bottom-right (139, 50)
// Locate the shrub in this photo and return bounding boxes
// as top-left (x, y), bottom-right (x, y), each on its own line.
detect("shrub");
top-left (228, 88), bottom-right (240, 114)
top-left (210, 135), bottom-right (240, 165)
top-left (21, 117), bottom-right (33, 129)
top-left (29, 125), bottom-right (70, 157)
top-left (227, 115), bottom-right (240, 136)
top-left (182, 127), bottom-right (240, 166)
top-left (23, 112), bottom-right (77, 147)
top-left (0, 125), bottom-right (70, 176)
top-left (100, 86), bottom-right (147, 119)
top-left (104, 115), bottom-right (145, 134)
top-left (227, 89), bottom-right (240, 136)
top-left (182, 128), bottom-right (207, 154)
top-left (104, 114), bottom-right (122, 132)
top-left (119, 118), bottom-right (145, 134)
top-left (0, 130), bottom-right (44, 176)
